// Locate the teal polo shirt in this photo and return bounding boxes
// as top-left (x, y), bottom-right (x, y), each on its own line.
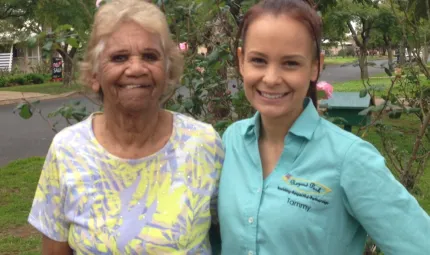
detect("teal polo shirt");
top-left (218, 98), bottom-right (430, 255)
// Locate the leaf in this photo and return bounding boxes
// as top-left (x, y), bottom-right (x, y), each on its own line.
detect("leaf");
top-left (18, 104), bottom-right (33, 119)
top-left (388, 111), bottom-right (402, 119)
top-left (358, 106), bottom-right (373, 115)
top-left (406, 108), bottom-right (421, 114)
top-left (359, 89), bottom-right (367, 98)
top-left (27, 36), bottom-right (38, 48)
top-left (384, 67), bottom-right (392, 77)
top-left (317, 90), bottom-right (327, 100)
top-left (183, 99), bottom-right (194, 110)
top-left (214, 120), bottom-right (231, 130)
top-left (66, 37), bottom-right (79, 48)
top-left (43, 41), bottom-right (53, 51)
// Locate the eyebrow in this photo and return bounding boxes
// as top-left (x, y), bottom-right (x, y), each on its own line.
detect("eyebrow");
top-left (108, 48), bottom-right (162, 55)
top-left (248, 51), bottom-right (306, 60)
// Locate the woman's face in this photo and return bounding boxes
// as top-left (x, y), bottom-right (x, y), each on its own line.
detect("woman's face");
top-left (238, 14), bottom-right (319, 120)
top-left (92, 21), bottom-right (167, 113)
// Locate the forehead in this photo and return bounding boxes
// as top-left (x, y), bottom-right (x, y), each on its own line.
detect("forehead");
top-left (245, 14), bottom-right (314, 55)
top-left (104, 21), bottom-right (163, 53)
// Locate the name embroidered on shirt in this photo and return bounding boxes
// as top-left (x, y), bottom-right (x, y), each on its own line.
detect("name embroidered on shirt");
top-left (287, 198), bottom-right (311, 212)
top-left (283, 174), bottom-right (332, 195)
top-left (277, 186), bottom-right (329, 205)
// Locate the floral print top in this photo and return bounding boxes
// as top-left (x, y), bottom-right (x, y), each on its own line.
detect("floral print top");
top-left (28, 112), bottom-right (224, 254)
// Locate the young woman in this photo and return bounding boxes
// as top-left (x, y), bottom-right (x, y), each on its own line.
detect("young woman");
top-left (217, 0), bottom-right (430, 254)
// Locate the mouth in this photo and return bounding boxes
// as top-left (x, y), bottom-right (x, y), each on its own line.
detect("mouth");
top-left (257, 89), bottom-right (289, 99)
top-left (119, 84), bottom-right (153, 89)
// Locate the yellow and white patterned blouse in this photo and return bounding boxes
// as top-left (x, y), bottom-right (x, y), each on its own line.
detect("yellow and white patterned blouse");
top-left (28, 112), bottom-right (224, 254)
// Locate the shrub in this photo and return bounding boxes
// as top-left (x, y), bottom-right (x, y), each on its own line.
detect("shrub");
top-left (25, 73), bottom-right (45, 84)
top-left (8, 75), bottom-right (26, 85)
top-left (0, 76), bottom-right (7, 87)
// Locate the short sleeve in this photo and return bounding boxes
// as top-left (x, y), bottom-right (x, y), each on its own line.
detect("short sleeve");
top-left (28, 141), bottom-right (69, 242)
top-left (340, 139), bottom-right (430, 254)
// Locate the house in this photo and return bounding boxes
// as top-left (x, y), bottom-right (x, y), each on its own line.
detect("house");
top-left (0, 39), bottom-right (43, 73)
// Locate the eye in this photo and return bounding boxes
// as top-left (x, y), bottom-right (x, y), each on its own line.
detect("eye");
top-left (250, 57), bottom-right (266, 65)
top-left (284, 61), bottom-right (299, 68)
top-left (143, 52), bottom-right (159, 62)
top-left (111, 54), bottom-right (128, 62)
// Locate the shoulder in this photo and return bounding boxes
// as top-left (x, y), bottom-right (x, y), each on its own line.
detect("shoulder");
top-left (317, 118), bottom-right (385, 171)
top-left (50, 115), bottom-right (93, 151)
top-left (222, 117), bottom-right (253, 142)
top-left (173, 112), bottom-right (220, 139)
top-left (173, 112), bottom-right (223, 154)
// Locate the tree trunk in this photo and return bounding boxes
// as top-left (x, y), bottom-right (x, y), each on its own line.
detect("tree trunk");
top-left (400, 39), bottom-right (406, 65)
top-left (63, 56), bottom-right (74, 86)
top-left (423, 35), bottom-right (429, 63)
top-left (359, 48), bottom-right (369, 80)
top-left (387, 47), bottom-right (394, 70)
top-left (383, 35), bottom-right (393, 70)
top-left (57, 47), bottom-right (77, 87)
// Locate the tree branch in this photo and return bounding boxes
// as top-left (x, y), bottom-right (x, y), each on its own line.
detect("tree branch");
top-left (347, 21), bottom-right (362, 48)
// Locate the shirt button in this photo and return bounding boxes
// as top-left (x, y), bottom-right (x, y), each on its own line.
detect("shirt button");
top-left (248, 251), bottom-right (254, 255)
top-left (248, 217), bottom-right (254, 224)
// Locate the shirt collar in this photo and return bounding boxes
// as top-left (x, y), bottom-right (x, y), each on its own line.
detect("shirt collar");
top-left (243, 98), bottom-right (320, 140)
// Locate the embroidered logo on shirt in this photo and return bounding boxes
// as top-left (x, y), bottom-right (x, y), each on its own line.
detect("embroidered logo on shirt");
top-left (283, 174), bottom-right (332, 195)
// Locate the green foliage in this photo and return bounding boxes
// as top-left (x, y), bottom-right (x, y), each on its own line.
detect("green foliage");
top-left (0, 73), bottom-right (48, 87)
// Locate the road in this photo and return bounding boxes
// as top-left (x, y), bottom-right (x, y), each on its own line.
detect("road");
top-left (0, 61), bottom-right (389, 167)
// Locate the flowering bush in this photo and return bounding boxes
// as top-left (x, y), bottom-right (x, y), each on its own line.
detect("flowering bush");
top-left (316, 81), bottom-right (333, 100)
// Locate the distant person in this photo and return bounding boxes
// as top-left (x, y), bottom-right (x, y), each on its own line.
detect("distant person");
top-left (28, 0), bottom-right (224, 254)
top-left (217, 0), bottom-right (430, 254)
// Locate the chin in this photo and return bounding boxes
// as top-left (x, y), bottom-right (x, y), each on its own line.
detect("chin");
top-left (255, 105), bottom-right (290, 120)
top-left (119, 101), bottom-right (156, 114)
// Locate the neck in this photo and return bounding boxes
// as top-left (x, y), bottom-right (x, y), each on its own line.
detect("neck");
top-left (102, 105), bottom-right (163, 148)
top-left (259, 106), bottom-right (303, 144)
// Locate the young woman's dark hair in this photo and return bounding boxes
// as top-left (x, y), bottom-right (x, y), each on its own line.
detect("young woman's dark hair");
top-left (235, 0), bottom-right (322, 107)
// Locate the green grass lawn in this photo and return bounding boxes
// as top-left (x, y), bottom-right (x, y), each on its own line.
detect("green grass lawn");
top-left (332, 76), bottom-right (430, 97)
top-left (0, 157), bottom-right (44, 255)
top-left (324, 56), bottom-right (387, 65)
top-left (0, 82), bottom-right (83, 95)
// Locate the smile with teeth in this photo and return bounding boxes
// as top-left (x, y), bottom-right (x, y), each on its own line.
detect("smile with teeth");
top-left (121, 84), bottom-right (152, 89)
top-left (258, 90), bottom-right (289, 99)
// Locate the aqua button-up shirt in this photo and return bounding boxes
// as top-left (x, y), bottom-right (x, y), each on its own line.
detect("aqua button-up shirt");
top-left (218, 98), bottom-right (430, 255)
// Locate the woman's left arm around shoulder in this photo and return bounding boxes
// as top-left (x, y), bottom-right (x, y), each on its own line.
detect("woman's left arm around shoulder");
top-left (340, 139), bottom-right (430, 254)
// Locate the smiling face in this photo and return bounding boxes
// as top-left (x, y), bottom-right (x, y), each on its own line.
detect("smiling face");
top-left (92, 20), bottom-right (167, 113)
top-left (238, 14), bottom-right (319, 120)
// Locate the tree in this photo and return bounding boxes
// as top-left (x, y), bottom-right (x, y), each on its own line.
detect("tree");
top-left (372, 4), bottom-right (401, 69)
top-left (0, 0), bottom-right (37, 20)
top-left (325, 0), bottom-right (381, 80)
top-left (32, 0), bottom-right (96, 86)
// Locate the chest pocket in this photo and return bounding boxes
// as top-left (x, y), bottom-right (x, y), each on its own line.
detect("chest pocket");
top-left (270, 172), bottom-right (337, 230)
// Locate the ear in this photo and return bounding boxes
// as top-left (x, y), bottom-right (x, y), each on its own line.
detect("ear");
top-left (91, 73), bottom-right (101, 93)
top-left (237, 47), bottom-right (244, 76)
top-left (311, 53), bottom-right (323, 82)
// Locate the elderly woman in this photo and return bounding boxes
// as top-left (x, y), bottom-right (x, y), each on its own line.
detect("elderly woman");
top-left (28, 0), bottom-right (224, 254)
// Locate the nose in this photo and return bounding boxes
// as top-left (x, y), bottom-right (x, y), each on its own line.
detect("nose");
top-left (124, 56), bottom-right (149, 77)
top-left (262, 65), bottom-right (281, 86)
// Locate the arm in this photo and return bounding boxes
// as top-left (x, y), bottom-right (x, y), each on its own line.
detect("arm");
top-left (42, 235), bottom-right (73, 255)
top-left (340, 140), bottom-right (430, 254)
top-left (28, 141), bottom-right (71, 252)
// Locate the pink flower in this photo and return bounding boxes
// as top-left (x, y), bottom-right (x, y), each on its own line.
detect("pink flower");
top-left (96, 0), bottom-right (103, 7)
top-left (179, 42), bottom-right (188, 52)
top-left (316, 81), bottom-right (333, 99)
top-left (196, 66), bottom-right (205, 73)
